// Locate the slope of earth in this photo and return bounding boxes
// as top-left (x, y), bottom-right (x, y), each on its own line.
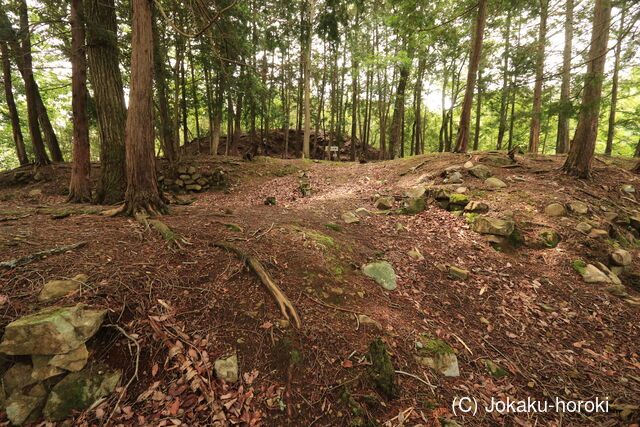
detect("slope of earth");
top-left (0, 152), bottom-right (638, 426)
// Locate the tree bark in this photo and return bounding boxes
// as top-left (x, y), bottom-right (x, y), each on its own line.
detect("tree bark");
top-left (152, 10), bottom-right (176, 162)
top-left (453, 0), bottom-right (487, 153)
top-left (68, 0), bottom-right (91, 203)
top-left (604, 0), bottom-right (626, 156)
top-left (473, 67), bottom-right (482, 151)
top-left (527, 0), bottom-right (548, 154)
top-left (86, 0), bottom-right (127, 204)
top-left (302, 0), bottom-right (314, 158)
top-left (1, 42), bottom-right (28, 165)
top-left (563, 0), bottom-right (612, 178)
top-left (124, 0), bottom-right (165, 216)
top-left (556, 0), bottom-right (574, 154)
top-left (496, 9), bottom-right (511, 150)
top-left (390, 42), bottom-right (411, 159)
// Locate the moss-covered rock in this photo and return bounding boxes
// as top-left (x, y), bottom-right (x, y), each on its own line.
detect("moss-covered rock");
top-left (403, 197), bottom-right (426, 214)
top-left (367, 338), bottom-right (397, 398)
top-left (415, 333), bottom-right (459, 377)
top-left (448, 193), bottom-right (470, 207)
top-left (482, 359), bottom-right (508, 378)
top-left (325, 223), bottom-right (342, 232)
top-left (571, 259), bottom-right (587, 274)
top-left (540, 230), bottom-right (560, 248)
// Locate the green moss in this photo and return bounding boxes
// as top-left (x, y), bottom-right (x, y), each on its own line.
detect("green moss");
top-left (304, 230), bottom-right (335, 247)
top-left (220, 222), bottom-right (243, 232)
top-left (325, 222), bottom-right (342, 232)
top-left (367, 338), bottom-right (397, 399)
top-left (572, 259), bottom-right (586, 274)
top-left (508, 228), bottom-right (524, 245)
top-left (264, 196), bottom-right (277, 205)
top-left (449, 194), bottom-right (469, 204)
top-left (540, 230), bottom-right (560, 248)
top-left (464, 213), bottom-right (478, 223)
top-left (417, 333), bottom-right (454, 355)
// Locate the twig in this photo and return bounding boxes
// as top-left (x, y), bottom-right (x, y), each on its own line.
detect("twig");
top-left (0, 214), bottom-right (31, 222)
top-left (452, 333), bottom-right (473, 355)
top-left (102, 324), bottom-right (140, 427)
top-left (0, 242), bottom-right (86, 269)
top-left (395, 370), bottom-right (437, 389)
top-left (302, 292), bottom-right (365, 315)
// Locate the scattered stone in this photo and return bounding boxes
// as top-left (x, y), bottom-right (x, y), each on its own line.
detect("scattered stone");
top-left (264, 196), bottom-right (277, 205)
top-left (214, 354), bottom-right (239, 383)
top-left (469, 165), bottom-right (492, 179)
top-left (28, 189), bottom-right (42, 197)
top-left (463, 161), bottom-right (474, 169)
top-left (540, 230), bottom-right (560, 248)
top-left (603, 211), bottom-right (618, 222)
top-left (433, 188), bottom-right (451, 200)
top-left (580, 264), bottom-right (611, 283)
top-left (357, 315), bottom-right (382, 331)
top-left (177, 165), bottom-right (188, 174)
top-left (575, 222), bottom-right (593, 234)
top-left (484, 177), bottom-right (506, 189)
top-left (539, 304), bottom-right (557, 313)
top-left (355, 207), bottom-right (373, 216)
top-left (588, 229), bottom-right (608, 239)
top-left (407, 248), bottom-right (424, 261)
top-left (367, 338), bottom-right (397, 398)
top-left (404, 186), bottom-right (426, 198)
top-left (363, 261), bottom-right (397, 291)
top-left (464, 201), bottom-right (489, 214)
top-left (478, 153), bottom-right (514, 167)
top-left (448, 266), bottom-right (469, 280)
top-left (325, 223), bottom-right (341, 232)
top-left (448, 194), bottom-right (469, 210)
top-left (605, 284), bottom-right (629, 298)
top-left (403, 197), bottom-right (426, 214)
top-left (472, 216), bottom-right (515, 236)
top-left (415, 333), bottom-right (459, 377)
top-left (621, 184), bottom-right (635, 194)
top-left (6, 384), bottom-right (47, 426)
top-left (610, 249), bottom-right (632, 266)
top-left (444, 171), bottom-right (463, 184)
top-left (341, 211), bottom-right (360, 224)
top-left (43, 369), bottom-right (121, 421)
top-left (568, 201), bottom-right (588, 215)
top-left (595, 262), bottom-right (622, 285)
top-left (38, 274), bottom-right (88, 303)
top-left (395, 223), bottom-right (406, 232)
top-left (455, 186), bottom-right (467, 194)
top-left (482, 359), bottom-right (508, 378)
top-left (544, 203), bottom-right (566, 217)
top-left (0, 305), bottom-right (106, 355)
top-left (374, 197), bottom-right (394, 210)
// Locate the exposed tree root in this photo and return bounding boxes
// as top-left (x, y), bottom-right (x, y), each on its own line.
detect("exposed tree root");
top-left (0, 241), bottom-right (86, 269)
top-left (134, 212), bottom-right (189, 250)
top-left (101, 205), bottom-right (125, 217)
top-left (214, 242), bottom-right (301, 328)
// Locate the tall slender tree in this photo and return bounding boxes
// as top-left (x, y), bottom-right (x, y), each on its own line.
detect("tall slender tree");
top-left (1, 42), bottom-right (28, 165)
top-left (563, 0), bottom-right (612, 177)
top-left (556, 0), bottom-right (574, 154)
top-left (604, 0), bottom-right (626, 156)
top-left (528, 0), bottom-right (548, 154)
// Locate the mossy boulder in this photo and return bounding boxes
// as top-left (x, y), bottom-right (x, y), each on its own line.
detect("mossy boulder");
top-left (0, 305), bottom-right (106, 356)
top-left (367, 338), bottom-right (397, 398)
top-left (363, 261), bottom-right (397, 291)
top-left (403, 197), bottom-right (426, 214)
top-left (572, 260), bottom-right (587, 274)
top-left (43, 369), bottom-right (121, 421)
top-left (469, 164), bottom-right (492, 179)
top-left (540, 230), bottom-right (560, 248)
top-left (464, 201), bottom-right (489, 213)
top-left (6, 384), bottom-right (47, 426)
top-left (38, 274), bottom-right (88, 302)
top-left (544, 203), bottom-right (566, 217)
top-left (415, 333), bottom-right (459, 377)
top-left (448, 194), bottom-right (469, 210)
top-left (341, 211), bottom-right (360, 224)
top-left (374, 197), bottom-right (394, 210)
top-left (472, 216), bottom-right (514, 237)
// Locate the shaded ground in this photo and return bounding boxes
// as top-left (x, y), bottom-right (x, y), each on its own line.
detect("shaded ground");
top-left (0, 152), bottom-right (639, 426)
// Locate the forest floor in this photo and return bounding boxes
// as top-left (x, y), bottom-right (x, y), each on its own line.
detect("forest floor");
top-left (0, 152), bottom-right (639, 426)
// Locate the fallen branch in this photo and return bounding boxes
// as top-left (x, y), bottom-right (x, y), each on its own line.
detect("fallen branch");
top-left (395, 370), bottom-right (437, 390)
top-left (135, 213), bottom-right (190, 250)
top-left (101, 205), bottom-right (125, 217)
top-left (0, 214), bottom-right (31, 222)
top-left (0, 242), bottom-right (86, 269)
top-left (214, 242), bottom-right (301, 328)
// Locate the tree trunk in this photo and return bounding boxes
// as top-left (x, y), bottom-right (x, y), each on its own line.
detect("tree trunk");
top-left (86, 0), bottom-right (127, 204)
top-left (124, 0), bottom-right (165, 216)
top-left (604, 0), bottom-right (626, 156)
top-left (390, 43), bottom-right (411, 159)
top-left (350, 56), bottom-right (358, 161)
top-left (496, 9), bottom-right (511, 150)
top-left (562, 0), bottom-right (612, 178)
top-left (453, 0), bottom-right (487, 153)
top-left (527, 0), bottom-right (548, 154)
top-left (1, 42), bottom-right (28, 165)
top-left (68, 0), bottom-right (91, 203)
top-left (17, 0), bottom-right (63, 162)
top-left (302, 0), bottom-right (314, 158)
top-left (556, 0), bottom-right (574, 154)
top-left (473, 67), bottom-right (482, 151)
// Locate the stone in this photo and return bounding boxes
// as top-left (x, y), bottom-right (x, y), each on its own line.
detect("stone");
top-left (469, 165), bottom-right (492, 179)
top-left (179, 174), bottom-right (191, 180)
top-left (31, 354), bottom-right (64, 381)
top-left (43, 369), bottom-right (121, 422)
top-left (595, 262), bottom-right (622, 285)
top-left (187, 166), bottom-right (197, 174)
top-left (174, 179), bottom-right (184, 187)
top-left (540, 230), bottom-right (560, 248)
top-left (611, 249), bottom-right (632, 266)
top-left (6, 384), bottom-right (47, 426)
top-left (479, 153), bottom-right (514, 167)
top-left (33, 172), bottom-right (44, 182)
top-left (403, 197), bottom-right (426, 214)
top-left (374, 197), bottom-right (394, 210)
top-left (395, 223), bottom-right (406, 232)
top-left (544, 203), bottom-right (566, 217)
top-left (588, 229), bottom-right (608, 239)
top-left (264, 196), bottom-right (277, 205)
top-left (568, 201), bottom-right (588, 215)
top-left (2, 363), bottom-right (37, 396)
top-left (433, 188), bottom-right (451, 200)
top-left (415, 333), bottom-right (459, 377)
top-left (448, 266), bottom-right (469, 280)
top-left (177, 165), bottom-right (188, 174)
top-left (485, 177), bottom-right (506, 188)
top-left (404, 186), bottom-right (426, 198)
top-left (581, 264), bottom-right (611, 283)
top-left (47, 344), bottom-right (89, 372)
top-left (0, 305), bottom-right (106, 355)
top-left (472, 216), bottom-right (515, 236)
top-left (214, 354), bottom-right (238, 383)
top-left (185, 184), bottom-right (202, 191)
top-left (367, 338), bottom-right (397, 398)
top-left (605, 284), bottom-right (629, 298)
top-left (604, 211), bottom-right (618, 222)
top-left (629, 216), bottom-right (640, 230)
top-left (363, 261), bottom-right (397, 291)
top-left (455, 186), bottom-right (467, 194)
top-left (463, 161), bottom-right (474, 169)
top-left (444, 171), bottom-right (463, 184)
top-left (407, 249), bottom-right (424, 261)
top-left (464, 201), bottom-right (489, 214)
top-left (622, 184), bottom-right (635, 194)
top-left (575, 222), bottom-right (593, 234)
top-left (341, 211), bottom-right (360, 224)
top-left (482, 359), bottom-right (508, 378)
top-left (196, 178), bottom-right (208, 186)
top-left (355, 207), bottom-right (373, 216)
top-left (357, 315), bottom-right (382, 331)
top-left (38, 274), bottom-right (88, 302)
top-left (191, 173), bottom-right (202, 181)
top-left (448, 194), bottom-right (469, 210)
top-left (28, 189), bottom-right (42, 196)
